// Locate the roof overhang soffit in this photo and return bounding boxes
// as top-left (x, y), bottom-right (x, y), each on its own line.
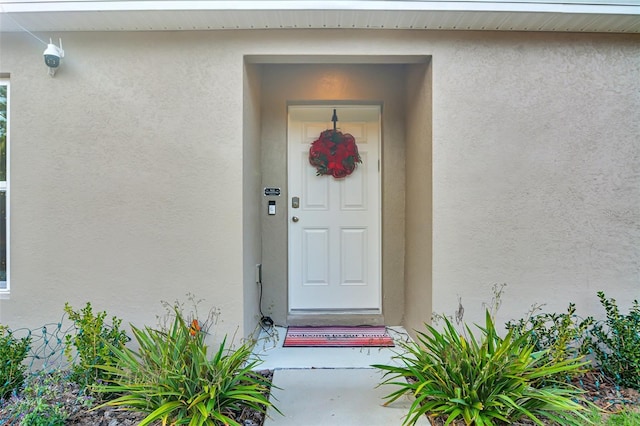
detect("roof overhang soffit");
top-left (1, 1), bottom-right (639, 33)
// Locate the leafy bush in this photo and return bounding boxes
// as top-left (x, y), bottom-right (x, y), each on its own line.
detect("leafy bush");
top-left (92, 305), bottom-right (278, 426)
top-left (0, 369), bottom-right (91, 426)
top-left (585, 292), bottom-right (640, 390)
top-left (18, 398), bottom-right (67, 426)
top-left (0, 325), bottom-right (31, 399)
top-left (63, 302), bottom-right (129, 387)
top-left (587, 407), bottom-right (640, 426)
top-left (505, 303), bottom-right (593, 366)
top-left (373, 311), bottom-right (592, 426)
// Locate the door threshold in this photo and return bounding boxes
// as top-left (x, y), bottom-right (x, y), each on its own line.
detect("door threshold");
top-left (287, 311), bottom-right (384, 326)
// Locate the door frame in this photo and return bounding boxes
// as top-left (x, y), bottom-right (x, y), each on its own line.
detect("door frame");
top-left (286, 104), bottom-right (383, 315)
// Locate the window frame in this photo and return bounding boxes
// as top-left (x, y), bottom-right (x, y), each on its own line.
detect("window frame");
top-left (0, 78), bottom-right (9, 298)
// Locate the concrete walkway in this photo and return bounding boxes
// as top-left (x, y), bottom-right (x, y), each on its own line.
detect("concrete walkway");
top-left (253, 327), bottom-right (431, 426)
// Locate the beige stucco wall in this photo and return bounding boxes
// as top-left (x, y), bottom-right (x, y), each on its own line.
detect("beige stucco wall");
top-left (428, 32), bottom-right (639, 329)
top-left (404, 62), bottom-right (433, 335)
top-left (0, 29), bottom-right (638, 339)
top-left (0, 31), bottom-right (249, 340)
top-left (242, 62), bottom-right (263, 337)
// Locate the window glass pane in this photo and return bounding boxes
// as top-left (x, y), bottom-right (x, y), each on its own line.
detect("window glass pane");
top-left (0, 83), bottom-right (6, 289)
top-left (0, 192), bottom-right (5, 287)
top-left (0, 84), bottom-right (5, 182)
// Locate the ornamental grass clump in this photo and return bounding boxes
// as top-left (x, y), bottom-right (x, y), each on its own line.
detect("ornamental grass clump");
top-left (91, 304), bottom-right (277, 426)
top-left (373, 311), bottom-right (592, 426)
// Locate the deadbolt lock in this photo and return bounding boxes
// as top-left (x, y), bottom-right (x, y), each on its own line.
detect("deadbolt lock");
top-left (292, 197), bottom-right (300, 209)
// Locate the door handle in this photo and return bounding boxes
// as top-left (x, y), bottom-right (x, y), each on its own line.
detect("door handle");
top-left (292, 216), bottom-right (299, 223)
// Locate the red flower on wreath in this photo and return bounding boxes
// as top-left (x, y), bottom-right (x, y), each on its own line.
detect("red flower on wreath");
top-left (309, 129), bottom-right (362, 178)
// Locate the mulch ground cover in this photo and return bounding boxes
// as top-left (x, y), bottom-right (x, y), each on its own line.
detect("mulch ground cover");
top-left (2, 369), bottom-right (638, 425)
top-left (0, 371), bottom-right (273, 426)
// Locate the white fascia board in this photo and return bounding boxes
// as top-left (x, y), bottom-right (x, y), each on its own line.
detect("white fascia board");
top-left (1, 1), bottom-right (639, 16)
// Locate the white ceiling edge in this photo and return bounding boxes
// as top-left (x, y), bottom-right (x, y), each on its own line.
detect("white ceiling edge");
top-left (0, 1), bottom-right (638, 33)
top-left (3, 0), bottom-right (639, 3)
top-left (245, 55), bottom-right (431, 64)
top-left (1, 1), bottom-right (639, 14)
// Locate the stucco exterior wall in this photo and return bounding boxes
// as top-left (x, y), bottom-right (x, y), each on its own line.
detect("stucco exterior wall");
top-left (0, 31), bottom-right (248, 339)
top-left (0, 29), bottom-right (638, 338)
top-left (242, 62), bottom-right (263, 337)
top-left (429, 32), bottom-right (639, 328)
top-left (404, 62), bottom-right (433, 334)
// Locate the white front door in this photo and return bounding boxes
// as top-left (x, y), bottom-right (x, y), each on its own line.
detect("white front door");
top-left (288, 105), bottom-right (381, 312)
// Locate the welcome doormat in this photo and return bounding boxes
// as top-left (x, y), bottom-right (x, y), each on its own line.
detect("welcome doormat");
top-left (283, 326), bottom-right (394, 348)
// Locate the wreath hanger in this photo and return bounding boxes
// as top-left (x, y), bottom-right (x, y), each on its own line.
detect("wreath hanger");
top-left (308, 109), bottom-right (362, 179)
top-left (332, 108), bottom-right (338, 133)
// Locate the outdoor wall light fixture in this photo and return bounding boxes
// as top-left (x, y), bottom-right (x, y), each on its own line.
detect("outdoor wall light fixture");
top-left (43, 38), bottom-right (64, 77)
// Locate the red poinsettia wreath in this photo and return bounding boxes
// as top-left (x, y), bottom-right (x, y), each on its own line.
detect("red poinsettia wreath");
top-left (309, 129), bottom-right (362, 178)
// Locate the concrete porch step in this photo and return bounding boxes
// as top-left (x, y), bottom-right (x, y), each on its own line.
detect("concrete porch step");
top-left (264, 368), bottom-right (431, 426)
top-left (254, 326), bottom-right (430, 426)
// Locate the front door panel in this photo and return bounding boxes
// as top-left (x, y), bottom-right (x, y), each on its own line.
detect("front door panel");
top-left (288, 105), bottom-right (381, 312)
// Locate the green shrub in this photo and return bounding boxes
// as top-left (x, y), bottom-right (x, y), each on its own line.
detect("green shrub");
top-left (18, 398), bottom-right (67, 426)
top-left (91, 305), bottom-right (278, 426)
top-left (585, 292), bottom-right (640, 390)
top-left (0, 325), bottom-right (31, 399)
top-left (63, 302), bottom-right (129, 388)
top-left (505, 303), bottom-right (593, 367)
top-left (0, 369), bottom-right (89, 426)
top-left (373, 311), bottom-right (592, 426)
top-left (587, 408), bottom-right (640, 426)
